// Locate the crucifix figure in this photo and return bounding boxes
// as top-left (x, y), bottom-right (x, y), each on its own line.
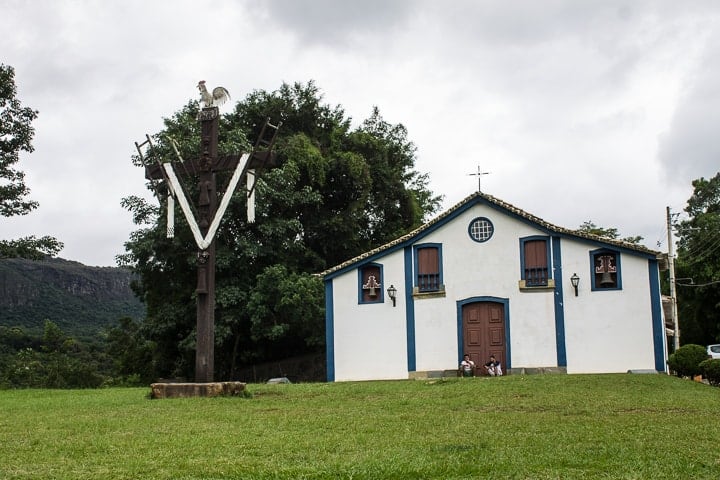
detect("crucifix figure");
top-left (141, 95), bottom-right (280, 383)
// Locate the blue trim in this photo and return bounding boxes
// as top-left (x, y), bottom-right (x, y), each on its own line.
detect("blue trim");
top-left (404, 246), bottom-right (416, 372)
top-left (648, 259), bottom-right (665, 372)
top-left (455, 296), bottom-right (511, 369)
top-left (357, 262), bottom-right (384, 304)
top-left (589, 248), bottom-right (623, 291)
top-left (323, 194), bottom-right (657, 282)
top-left (324, 280), bottom-right (335, 382)
top-left (412, 243), bottom-right (443, 292)
top-left (519, 235), bottom-right (552, 282)
top-left (552, 236), bottom-right (567, 367)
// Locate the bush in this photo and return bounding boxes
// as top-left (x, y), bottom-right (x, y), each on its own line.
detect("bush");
top-left (700, 359), bottom-right (720, 386)
top-left (667, 344), bottom-right (707, 377)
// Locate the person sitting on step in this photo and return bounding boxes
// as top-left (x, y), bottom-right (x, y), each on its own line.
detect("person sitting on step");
top-left (484, 355), bottom-right (503, 376)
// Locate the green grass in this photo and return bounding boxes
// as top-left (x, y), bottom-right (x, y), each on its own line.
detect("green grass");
top-left (1, 374), bottom-right (718, 479)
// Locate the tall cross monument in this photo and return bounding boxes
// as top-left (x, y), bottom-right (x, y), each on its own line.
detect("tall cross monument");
top-left (140, 94), bottom-right (279, 383)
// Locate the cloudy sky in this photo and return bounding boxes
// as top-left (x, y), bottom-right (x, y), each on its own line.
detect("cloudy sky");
top-left (2, 0), bottom-right (719, 266)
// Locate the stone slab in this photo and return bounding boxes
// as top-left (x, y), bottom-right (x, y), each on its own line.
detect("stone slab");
top-left (267, 377), bottom-right (291, 384)
top-left (150, 381), bottom-right (246, 399)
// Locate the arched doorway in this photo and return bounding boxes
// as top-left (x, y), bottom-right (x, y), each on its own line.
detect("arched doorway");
top-left (461, 301), bottom-right (507, 375)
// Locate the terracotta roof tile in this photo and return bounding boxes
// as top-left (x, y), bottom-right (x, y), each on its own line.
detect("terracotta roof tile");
top-left (321, 192), bottom-right (660, 277)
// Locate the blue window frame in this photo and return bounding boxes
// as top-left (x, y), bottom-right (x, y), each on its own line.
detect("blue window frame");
top-left (358, 263), bottom-right (384, 304)
top-left (520, 236), bottom-right (551, 286)
top-left (413, 243), bottom-right (443, 292)
top-left (589, 248), bottom-right (622, 291)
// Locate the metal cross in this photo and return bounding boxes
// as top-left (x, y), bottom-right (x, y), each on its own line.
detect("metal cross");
top-left (468, 165), bottom-right (490, 193)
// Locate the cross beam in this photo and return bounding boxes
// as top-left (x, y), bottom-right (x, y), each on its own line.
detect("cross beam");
top-left (143, 107), bottom-right (279, 382)
top-left (144, 151), bottom-right (278, 183)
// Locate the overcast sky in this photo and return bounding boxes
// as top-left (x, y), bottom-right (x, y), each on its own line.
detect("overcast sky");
top-left (2, 0), bottom-right (719, 266)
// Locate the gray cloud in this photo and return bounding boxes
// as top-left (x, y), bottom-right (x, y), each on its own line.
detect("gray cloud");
top-left (252, 0), bottom-right (418, 46)
top-left (658, 31), bottom-right (720, 184)
top-left (2, 1), bottom-right (720, 265)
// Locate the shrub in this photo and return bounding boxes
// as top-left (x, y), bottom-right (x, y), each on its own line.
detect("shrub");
top-left (667, 344), bottom-right (707, 377)
top-left (700, 359), bottom-right (720, 386)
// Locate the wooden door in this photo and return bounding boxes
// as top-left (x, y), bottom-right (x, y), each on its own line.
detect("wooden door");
top-left (462, 302), bottom-right (506, 375)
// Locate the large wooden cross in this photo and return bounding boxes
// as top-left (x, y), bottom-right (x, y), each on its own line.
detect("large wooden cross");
top-left (144, 107), bottom-right (278, 382)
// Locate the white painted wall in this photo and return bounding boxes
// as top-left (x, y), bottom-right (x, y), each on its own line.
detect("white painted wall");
top-left (331, 249), bottom-right (408, 381)
top-left (329, 200), bottom-right (660, 380)
top-left (411, 204), bottom-right (559, 371)
top-left (561, 242), bottom-right (657, 373)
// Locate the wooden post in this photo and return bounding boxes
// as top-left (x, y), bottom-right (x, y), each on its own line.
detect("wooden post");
top-left (195, 107), bottom-right (219, 382)
top-left (142, 108), bottom-right (280, 384)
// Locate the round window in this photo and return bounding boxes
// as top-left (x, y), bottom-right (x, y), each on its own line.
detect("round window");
top-left (468, 217), bottom-right (494, 242)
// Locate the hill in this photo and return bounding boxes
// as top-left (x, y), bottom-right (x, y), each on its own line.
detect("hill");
top-left (0, 257), bottom-right (145, 337)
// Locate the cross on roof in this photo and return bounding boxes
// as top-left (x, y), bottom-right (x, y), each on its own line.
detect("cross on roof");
top-left (468, 165), bottom-right (490, 193)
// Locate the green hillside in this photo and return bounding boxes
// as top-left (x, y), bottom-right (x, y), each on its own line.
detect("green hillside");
top-left (0, 257), bottom-right (145, 337)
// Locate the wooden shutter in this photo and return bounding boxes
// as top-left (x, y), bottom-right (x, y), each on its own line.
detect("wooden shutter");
top-left (524, 240), bottom-right (548, 286)
top-left (417, 247), bottom-right (440, 291)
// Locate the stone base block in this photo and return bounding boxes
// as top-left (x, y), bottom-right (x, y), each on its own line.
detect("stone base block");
top-left (150, 381), bottom-right (246, 399)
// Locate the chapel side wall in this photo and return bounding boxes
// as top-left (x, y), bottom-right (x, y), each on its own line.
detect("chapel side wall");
top-left (411, 204), bottom-right (558, 372)
top-left (561, 242), bottom-right (657, 373)
top-left (330, 250), bottom-right (408, 381)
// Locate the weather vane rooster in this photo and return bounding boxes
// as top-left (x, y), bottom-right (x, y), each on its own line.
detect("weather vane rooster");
top-left (197, 80), bottom-right (230, 108)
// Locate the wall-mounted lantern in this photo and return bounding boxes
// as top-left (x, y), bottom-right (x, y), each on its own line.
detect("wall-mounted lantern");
top-left (570, 273), bottom-right (580, 297)
top-left (386, 284), bottom-right (397, 307)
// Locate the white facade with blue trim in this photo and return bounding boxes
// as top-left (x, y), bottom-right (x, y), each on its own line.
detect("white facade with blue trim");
top-left (322, 193), bottom-right (667, 382)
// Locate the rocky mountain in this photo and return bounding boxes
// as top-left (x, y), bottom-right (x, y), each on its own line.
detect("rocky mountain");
top-left (0, 257), bottom-right (145, 337)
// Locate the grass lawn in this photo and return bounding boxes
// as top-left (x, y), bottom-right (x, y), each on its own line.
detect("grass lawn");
top-left (0, 374), bottom-right (718, 479)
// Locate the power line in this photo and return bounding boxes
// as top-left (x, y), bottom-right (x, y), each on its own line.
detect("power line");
top-left (679, 234), bottom-right (720, 267)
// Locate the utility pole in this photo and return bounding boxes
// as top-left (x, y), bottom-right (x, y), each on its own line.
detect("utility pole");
top-left (666, 206), bottom-right (680, 352)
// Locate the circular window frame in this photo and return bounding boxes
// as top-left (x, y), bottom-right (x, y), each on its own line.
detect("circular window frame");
top-left (468, 217), bottom-right (494, 243)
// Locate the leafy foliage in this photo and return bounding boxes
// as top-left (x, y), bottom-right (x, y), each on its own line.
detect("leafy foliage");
top-left (576, 220), bottom-right (643, 244)
top-left (0, 64), bottom-right (37, 217)
top-left (0, 235), bottom-right (64, 260)
top-left (104, 317), bottom-right (157, 384)
top-left (0, 64), bottom-right (62, 258)
top-left (674, 173), bottom-right (720, 345)
top-left (666, 343), bottom-right (707, 377)
top-left (0, 321), bottom-right (106, 388)
top-left (700, 358), bottom-right (720, 385)
top-left (120, 81), bottom-right (441, 379)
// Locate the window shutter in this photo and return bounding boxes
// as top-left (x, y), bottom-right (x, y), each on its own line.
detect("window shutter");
top-left (417, 247), bottom-right (440, 291)
top-left (524, 239), bottom-right (548, 286)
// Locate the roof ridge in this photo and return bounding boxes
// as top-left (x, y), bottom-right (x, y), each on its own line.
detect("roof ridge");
top-left (320, 192), bottom-right (659, 277)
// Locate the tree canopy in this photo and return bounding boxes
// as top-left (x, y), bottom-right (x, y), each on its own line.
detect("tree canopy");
top-left (0, 64), bottom-right (62, 259)
top-left (120, 81), bottom-right (442, 379)
top-left (674, 172), bottom-right (720, 345)
top-left (576, 220), bottom-right (643, 244)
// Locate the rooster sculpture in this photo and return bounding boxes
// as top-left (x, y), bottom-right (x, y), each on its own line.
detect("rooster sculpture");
top-left (197, 80), bottom-right (230, 108)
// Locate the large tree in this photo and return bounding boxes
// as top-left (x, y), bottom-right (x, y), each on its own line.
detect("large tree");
top-left (120, 81), bottom-right (441, 379)
top-left (0, 64), bottom-right (62, 259)
top-left (674, 173), bottom-right (720, 345)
